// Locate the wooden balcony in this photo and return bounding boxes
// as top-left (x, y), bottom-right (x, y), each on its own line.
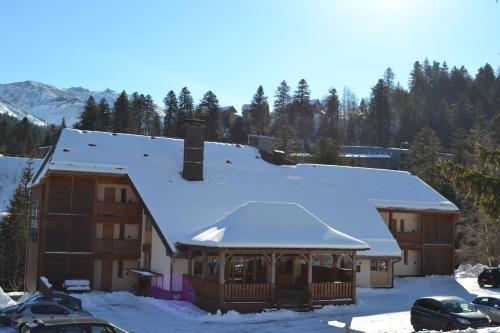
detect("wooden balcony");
top-left (96, 202), bottom-right (141, 217)
top-left (94, 239), bottom-right (140, 254)
top-left (393, 231), bottom-right (422, 244)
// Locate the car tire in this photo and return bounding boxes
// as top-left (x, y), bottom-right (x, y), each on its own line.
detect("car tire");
top-left (445, 323), bottom-right (455, 332)
top-left (18, 324), bottom-right (25, 333)
top-left (412, 324), bottom-right (420, 332)
top-left (479, 283), bottom-right (484, 288)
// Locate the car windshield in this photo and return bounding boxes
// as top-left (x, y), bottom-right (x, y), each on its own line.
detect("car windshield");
top-left (442, 299), bottom-right (477, 313)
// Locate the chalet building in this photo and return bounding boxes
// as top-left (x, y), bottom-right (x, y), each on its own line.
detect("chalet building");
top-left (25, 124), bottom-right (459, 312)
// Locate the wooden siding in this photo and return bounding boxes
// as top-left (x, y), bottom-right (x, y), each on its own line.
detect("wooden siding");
top-left (225, 283), bottom-right (273, 303)
top-left (310, 282), bottom-right (353, 300)
top-left (31, 173), bottom-right (143, 291)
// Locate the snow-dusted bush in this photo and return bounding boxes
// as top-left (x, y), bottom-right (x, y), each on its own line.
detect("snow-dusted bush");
top-left (455, 264), bottom-right (488, 278)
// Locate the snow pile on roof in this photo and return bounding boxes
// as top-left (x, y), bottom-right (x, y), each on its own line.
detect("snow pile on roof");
top-left (455, 264), bottom-right (491, 278)
top-left (0, 155), bottom-right (42, 214)
top-left (182, 202), bottom-right (369, 249)
top-left (0, 286), bottom-right (16, 308)
top-left (32, 129), bottom-right (455, 256)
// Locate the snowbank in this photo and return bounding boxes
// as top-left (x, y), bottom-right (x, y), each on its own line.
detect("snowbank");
top-left (0, 287), bottom-right (16, 308)
top-left (455, 264), bottom-right (488, 278)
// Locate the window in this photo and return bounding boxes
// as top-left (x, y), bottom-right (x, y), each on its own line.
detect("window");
top-left (120, 189), bottom-right (127, 203)
top-left (207, 256), bottom-right (219, 275)
top-left (356, 264), bottom-right (361, 273)
top-left (47, 305), bottom-right (68, 315)
top-left (119, 225), bottom-right (125, 240)
top-left (61, 326), bottom-right (86, 333)
top-left (278, 258), bottom-right (293, 274)
top-left (370, 259), bottom-right (388, 272)
top-left (403, 250), bottom-right (408, 265)
top-left (400, 219), bottom-right (405, 232)
top-left (193, 256), bottom-right (203, 276)
top-left (91, 325), bottom-right (116, 333)
top-left (117, 260), bottom-right (124, 278)
top-left (30, 305), bottom-right (48, 314)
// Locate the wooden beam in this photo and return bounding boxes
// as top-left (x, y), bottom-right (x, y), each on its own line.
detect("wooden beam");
top-left (219, 249), bottom-right (225, 311)
top-left (352, 252), bottom-right (357, 303)
top-left (202, 249), bottom-right (207, 281)
top-left (271, 251), bottom-right (276, 306)
top-left (307, 251), bottom-right (313, 309)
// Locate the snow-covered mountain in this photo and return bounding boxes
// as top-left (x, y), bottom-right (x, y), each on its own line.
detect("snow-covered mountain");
top-left (0, 81), bottom-right (118, 126)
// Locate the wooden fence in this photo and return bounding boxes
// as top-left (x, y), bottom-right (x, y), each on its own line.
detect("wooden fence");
top-left (310, 282), bottom-right (353, 300)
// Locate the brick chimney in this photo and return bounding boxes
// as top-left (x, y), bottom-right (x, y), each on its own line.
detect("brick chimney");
top-left (183, 119), bottom-right (205, 181)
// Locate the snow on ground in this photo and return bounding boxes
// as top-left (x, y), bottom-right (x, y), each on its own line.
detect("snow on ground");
top-left (0, 156), bottom-right (42, 216)
top-left (0, 288), bottom-right (15, 309)
top-left (2, 276), bottom-right (499, 333)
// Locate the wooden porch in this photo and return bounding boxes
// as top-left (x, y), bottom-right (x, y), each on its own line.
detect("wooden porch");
top-left (182, 247), bottom-right (357, 313)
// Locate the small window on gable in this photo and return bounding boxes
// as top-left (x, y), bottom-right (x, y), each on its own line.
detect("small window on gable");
top-left (121, 188), bottom-right (127, 203)
top-left (403, 250), bottom-right (408, 265)
top-left (400, 219), bottom-right (405, 232)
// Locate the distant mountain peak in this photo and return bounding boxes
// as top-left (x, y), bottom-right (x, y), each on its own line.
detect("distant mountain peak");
top-left (0, 81), bottom-right (118, 126)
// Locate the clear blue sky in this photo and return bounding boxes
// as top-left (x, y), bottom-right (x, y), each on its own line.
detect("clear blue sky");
top-left (1, 0), bottom-right (499, 109)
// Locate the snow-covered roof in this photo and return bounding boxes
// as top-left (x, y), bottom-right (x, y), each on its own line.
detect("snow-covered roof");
top-left (181, 202), bottom-right (369, 250)
top-left (32, 129), bottom-right (457, 256)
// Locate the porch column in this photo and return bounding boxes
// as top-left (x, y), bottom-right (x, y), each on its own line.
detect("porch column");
top-left (307, 251), bottom-right (313, 309)
top-left (219, 249), bottom-right (225, 311)
top-left (271, 252), bottom-right (276, 306)
top-left (202, 249), bottom-right (207, 281)
top-left (352, 252), bottom-right (357, 303)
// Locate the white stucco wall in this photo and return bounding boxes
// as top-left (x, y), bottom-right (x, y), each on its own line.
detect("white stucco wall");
top-left (113, 224), bottom-right (140, 239)
top-left (151, 228), bottom-right (171, 290)
top-left (172, 258), bottom-right (188, 291)
top-left (355, 259), bottom-right (371, 287)
top-left (93, 260), bottom-right (102, 290)
top-left (111, 259), bottom-right (138, 290)
top-left (97, 184), bottom-right (138, 203)
top-left (394, 250), bottom-right (422, 276)
top-left (392, 212), bottom-right (421, 232)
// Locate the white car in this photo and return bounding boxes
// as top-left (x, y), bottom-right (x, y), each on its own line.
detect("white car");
top-left (11, 302), bottom-right (92, 331)
top-left (473, 297), bottom-right (500, 324)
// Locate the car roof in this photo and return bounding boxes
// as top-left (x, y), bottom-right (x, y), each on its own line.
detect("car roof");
top-left (32, 317), bottom-right (109, 326)
top-left (418, 296), bottom-right (465, 302)
top-left (22, 301), bottom-right (69, 307)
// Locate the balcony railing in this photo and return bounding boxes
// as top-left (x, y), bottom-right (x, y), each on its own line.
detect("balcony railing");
top-left (96, 202), bottom-right (141, 217)
top-left (94, 239), bottom-right (140, 254)
top-left (394, 231), bottom-right (422, 244)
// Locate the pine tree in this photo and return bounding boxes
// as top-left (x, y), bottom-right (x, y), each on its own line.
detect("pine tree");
top-left (177, 87), bottom-right (194, 137)
top-left (198, 91), bottom-right (222, 141)
top-left (273, 80), bottom-right (292, 128)
top-left (163, 90), bottom-right (178, 137)
top-left (404, 127), bottom-right (444, 192)
top-left (142, 95), bottom-right (160, 136)
top-left (61, 117), bottom-right (66, 129)
top-left (250, 85), bottom-right (270, 135)
top-left (319, 88), bottom-right (340, 140)
top-left (368, 79), bottom-right (391, 146)
top-left (273, 124), bottom-right (299, 156)
top-left (75, 96), bottom-right (98, 130)
top-left (112, 91), bottom-right (130, 133)
top-left (291, 79), bottom-right (313, 140)
top-left (229, 116), bottom-right (247, 144)
top-left (313, 138), bottom-right (342, 165)
top-left (0, 160), bottom-right (33, 291)
top-left (96, 98), bottom-right (111, 131)
top-left (128, 92), bottom-right (144, 134)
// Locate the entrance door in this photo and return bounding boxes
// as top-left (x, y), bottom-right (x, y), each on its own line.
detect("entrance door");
top-left (370, 259), bottom-right (391, 287)
top-left (276, 257), bottom-right (306, 307)
top-left (101, 259), bottom-right (113, 291)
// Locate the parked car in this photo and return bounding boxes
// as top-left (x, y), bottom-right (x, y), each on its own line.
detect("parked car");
top-left (21, 317), bottom-right (130, 333)
top-left (11, 302), bottom-right (92, 331)
top-left (0, 292), bottom-right (82, 326)
top-left (411, 296), bottom-right (491, 331)
top-left (478, 267), bottom-right (500, 288)
top-left (472, 296), bottom-right (500, 324)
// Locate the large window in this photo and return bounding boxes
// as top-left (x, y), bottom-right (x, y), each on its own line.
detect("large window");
top-left (370, 259), bottom-right (388, 272)
top-left (48, 176), bottom-right (94, 215)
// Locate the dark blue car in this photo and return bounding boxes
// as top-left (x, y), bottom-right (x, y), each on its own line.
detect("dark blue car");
top-left (411, 296), bottom-right (491, 331)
